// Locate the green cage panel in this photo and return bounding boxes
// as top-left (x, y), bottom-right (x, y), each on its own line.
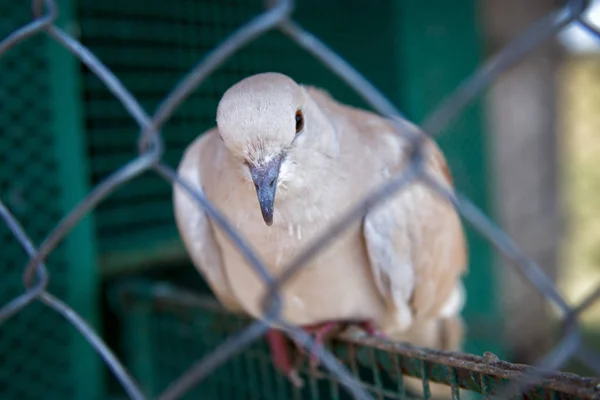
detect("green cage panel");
top-left (109, 280), bottom-right (599, 400)
top-left (76, 0), bottom-right (404, 268)
top-left (77, 0), bottom-right (501, 357)
top-left (0, 1), bottom-right (101, 399)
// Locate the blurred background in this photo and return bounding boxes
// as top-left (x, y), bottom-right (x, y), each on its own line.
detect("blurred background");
top-left (0, 0), bottom-right (599, 399)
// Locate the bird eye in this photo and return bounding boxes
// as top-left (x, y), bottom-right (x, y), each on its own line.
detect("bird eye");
top-left (295, 109), bottom-right (304, 134)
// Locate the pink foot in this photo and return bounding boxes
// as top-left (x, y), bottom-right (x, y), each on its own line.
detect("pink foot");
top-left (358, 321), bottom-right (386, 338)
top-left (306, 322), bottom-right (339, 368)
top-left (266, 329), bottom-right (304, 387)
top-left (265, 320), bottom-right (383, 387)
top-left (289, 321), bottom-right (341, 369)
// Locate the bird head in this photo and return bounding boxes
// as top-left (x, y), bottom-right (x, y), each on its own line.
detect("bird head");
top-left (216, 72), bottom-right (334, 226)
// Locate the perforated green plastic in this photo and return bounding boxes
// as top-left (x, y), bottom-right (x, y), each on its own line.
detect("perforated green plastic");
top-left (110, 280), bottom-right (600, 400)
top-left (0, 1), bottom-right (101, 399)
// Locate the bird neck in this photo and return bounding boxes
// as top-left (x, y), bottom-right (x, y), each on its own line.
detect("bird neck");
top-left (305, 109), bottom-right (339, 159)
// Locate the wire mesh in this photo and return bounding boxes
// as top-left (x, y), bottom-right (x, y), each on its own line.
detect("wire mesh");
top-left (0, 0), bottom-right (599, 399)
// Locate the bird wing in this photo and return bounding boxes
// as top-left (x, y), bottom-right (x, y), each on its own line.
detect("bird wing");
top-left (173, 129), bottom-right (244, 313)
top-left (361, 126), bottom-right (468, 331)
top-left (302, 85), bottom-right (467, 329)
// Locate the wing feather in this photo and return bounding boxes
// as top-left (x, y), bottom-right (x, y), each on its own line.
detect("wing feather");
top-left (363, 136), bottom-right (467, 330)
top-left (173, 130), bottom-right (244, 312)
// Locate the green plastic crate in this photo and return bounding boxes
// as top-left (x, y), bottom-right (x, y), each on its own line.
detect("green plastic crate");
top-left (110, 280), bottom-right (600, 400)
top-left (0, 1), bottom-right (101, 399)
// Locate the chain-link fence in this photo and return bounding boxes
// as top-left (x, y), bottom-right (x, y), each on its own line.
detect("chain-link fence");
top-left (0, 0), bottom-right (599, 399)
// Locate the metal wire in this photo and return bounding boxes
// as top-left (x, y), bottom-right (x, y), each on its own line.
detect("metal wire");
top-left (0, 0), bottom-right (599, 399)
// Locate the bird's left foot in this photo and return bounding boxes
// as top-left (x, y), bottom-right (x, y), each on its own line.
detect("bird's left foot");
top-left (291, 321), bottom-right (341, 369)
top-left (266, 328), bottom-right (305, 388)
top-left (291, 320), bottom-right (385, 369)
top-left (266, 320), bottom-right (385, 387)
top-left (357, 321), bottom-right (386, 339)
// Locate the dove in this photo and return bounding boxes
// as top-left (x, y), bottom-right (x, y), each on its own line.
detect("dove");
top-left (173, 72), bottom-right (468, 397)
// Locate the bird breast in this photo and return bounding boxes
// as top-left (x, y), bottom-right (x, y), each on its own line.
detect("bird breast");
top-left (209, 189), bottom-right (386, 327)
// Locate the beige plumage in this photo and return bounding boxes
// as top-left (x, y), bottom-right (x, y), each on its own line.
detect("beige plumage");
top-left (173, 72), bottom-right (468, 398)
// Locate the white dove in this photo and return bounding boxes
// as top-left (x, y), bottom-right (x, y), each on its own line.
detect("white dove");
top-left (173, 72), bottom-right (468, 397)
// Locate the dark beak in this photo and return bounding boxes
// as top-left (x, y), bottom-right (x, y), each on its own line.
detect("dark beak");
top-left (249, 156), bottom-right (283, 226)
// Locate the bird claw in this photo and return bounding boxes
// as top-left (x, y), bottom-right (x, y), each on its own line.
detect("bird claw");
top-left (267, 321), bottom-right (382, 387)
top-left (293, 321), bottom-right (384, 368)
top-left (358, 321), bottom-right (386, 339)
top-left (288, 369), bottom-right (304, 388)
top-left (293, 321), bottom-right (340, 370)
